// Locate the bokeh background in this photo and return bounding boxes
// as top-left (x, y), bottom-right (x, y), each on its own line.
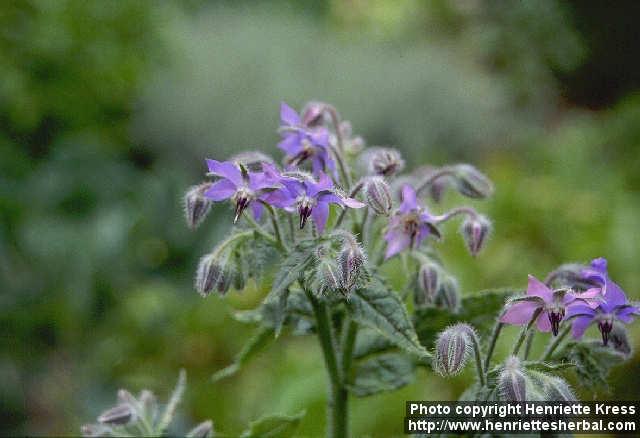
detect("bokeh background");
top-left (2, 0), bottom-right (640, 436)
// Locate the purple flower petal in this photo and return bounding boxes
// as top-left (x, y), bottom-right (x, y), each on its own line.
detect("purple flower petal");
top-left (307, 172), bottom-right (333, 196)
top-left (248, 171), bottom-right (280, 191)
top-left (206, 159), bottom-right (243, 186)
top-left (204, 179), bottom-right (237, 201)
top-left (309, 127), bottom-right (329, 147)
top-left (278, 133), bottom-right (303, 156)
top-left (565, 303), bottom-right (596, 319)
top-left (500, 301), bottom-right (540, 325)
top-left (601, 279), bottom-right (627, 312)
top-left (261, 189), bottom-right (296, 208)
top-left (399, 184), bottom-right (418, 213)
top-left (311, 201), bottom-right (329, 233)
top-left (571, 315), bottom-right (593, 339)
top-left (341, 197), bottom-right (365, 208)
top-left (526, 275), bottom-right (553, 302)
top-left (251, 201), bottom-right (263, 221)
top-left (536, 311), bottom-right (552, 332)
top-left (280, 102), bottom-right (300, 126)
top-left (384, 229), bottom-right (411, 259)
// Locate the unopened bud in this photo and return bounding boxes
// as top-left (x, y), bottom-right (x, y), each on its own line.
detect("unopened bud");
top-left (364, 177), bottom-right (393, 216)
top-left (338, 235), bottom-right (367, 294)
top-left (302, 101), bottom-right (326, 127)
top-left (609, 322), bottom-right (632, 356)
top-left (435, 277), bottom-right (460, 313)
top-left (97, 404), bottom-right (135, 426)
top-left (369, 147), bottom-right (405, 177)
top-left (415, 262), bottom-right (441, 308)
top-left (429, 177), bottom-right (449, 203)
top-left (317, 259), bottom-right (341, 294)
top-left (528, 370), bottom-right (576, 401)
top-left (454, 164), bottom-right (494, 198)
top-left (498, 356), bottom-right (527, 401)
top-left (184, 183), bottom-right (213, 229)
top-left (195, 253), bottom-right (231, 296)
top-left (187, 420), bottom-right (214, 438)
top-left (138, 389), bottom-right (157, 417)
top-left (230, 151), bottom-right (275, 171)
top-left (433, 323), bottom-right (473, 376)
top-left (81, 424), bottom-right (108, 437)
top-left (461, 215), bottom-right (491, 256)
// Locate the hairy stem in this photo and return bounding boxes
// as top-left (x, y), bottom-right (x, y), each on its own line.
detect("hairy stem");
top-left (540, 323), bottom-right (571, 361)
top-left (523, 330), bottom-right (535, 360)
top-left (512, 308), bottom-right (543, 356)
top-left (432, 206), bottom-right (479, 224)
top-left (305, 288), bottom-right (348, 438)
top-left (262, 202), bottom-right (287, 252)
top-left (415, 167), bottom-right (456, 194)
top-left (484, 320), bottom-right (503, 373)
top-left (241, 212), bottom-right (279, 247)
top-left (334, 180), bottom-right (364, 228)
top-left (467, 329), bottom-right (486, 387)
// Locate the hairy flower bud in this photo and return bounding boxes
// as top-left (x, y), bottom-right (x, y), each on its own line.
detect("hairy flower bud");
top-left (302, 101), bottom-right (326, 127)
top-left (364, 177), bottom-right (393, 216)
top-left (528, 370), bottom-right (576, 401)
top-left (433, 324), bottom-right (473, 376)
top-left (498, 356), bottom-right (527, 402)
top-left (97, 404), bottom-right (135, 426)
top-left (317, 259), bottom-right (341, 294)
top-left (338, 235), bottom-right (367, 294)
top-left (435, 277), bottom-right (460, 313)
top-left (415, 262), bottom-right (441, 308)
top-left (369, 147), bottom-right (405, 177)
top-left (454, 164), bottom-right (494, 199)
top-left (195, 253), bottom-right (231, 296)
top-left (184, 183), bottom-right (213, 229)
top-left (186, 420), bottom-right (214, 438)
top-left (609, 322), bottom-right (632, 355)
top-left (461, 215), bottom-right (491, 256)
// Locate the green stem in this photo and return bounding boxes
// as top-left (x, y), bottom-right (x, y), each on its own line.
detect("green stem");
top-left (464, 327), bottom-right (486, 387)
top-left (523, 330), bottom-right (535, 360)
top-left (335, 181), bottom-right (364, 228)
top-left (241, 212), bottom-right (278, 246)
top-left (304, 289), bottom-right (347, 438)
top-left (262, 202), bottom-right (287, 252)
top-left (512, 308), bottom-right (543, 356)
top-left (540, 323), bottom-right (571, 361)
top-left (484, 320), bottom-right (503, 372)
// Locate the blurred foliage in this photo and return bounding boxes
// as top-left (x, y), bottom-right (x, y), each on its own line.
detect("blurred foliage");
top-left (1, 0), bottom-right (639, 436)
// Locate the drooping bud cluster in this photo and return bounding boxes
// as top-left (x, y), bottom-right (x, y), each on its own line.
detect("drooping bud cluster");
top-left (460, 214), bottom-right (491, 257)
top-left (184, 183), bottom-right (213, 229)
top-left (364, 176), bottom-right (393, 216)
top-left (498, 356), bottom-right (527, 402)
top-left (433, 323), bottom-right (474, 376)
top-left (454, 164), bottom-right (494, 199)
top-left (195, 253), bottom-right (232, 296)
top-left (415, 261), bottom-right (441, 308)
top-left (435, 276), bottom-right (460, 313)
top-left (368, 147), bottom-right (405, 177)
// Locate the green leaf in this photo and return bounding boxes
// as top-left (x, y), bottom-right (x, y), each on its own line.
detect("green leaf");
top-left (414, 289), bottom-right (514, 350)
top-left (240, 411), bottom-right (305, 438)
top-left (554, 340), bottom-right (627, 392)
top-left (522, 360), bottom-right (575, 373)
top-left (353, 328), bottom-right (396, 359)
top-left (349, 352), bottom-right (416, 397)
top-left (347, 278), bottom-right (430, 358)
top-left (211, 327), bottom-right (273, 382)
top-left (262, 240), bottom-right (317, 336)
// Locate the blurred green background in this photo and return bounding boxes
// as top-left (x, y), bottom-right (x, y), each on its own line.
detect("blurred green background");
top-left (2, 0), bottom-right (639, 436)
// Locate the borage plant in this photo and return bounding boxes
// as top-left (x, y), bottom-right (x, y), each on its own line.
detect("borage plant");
top-left (182, 101), bottom-right (638, 437)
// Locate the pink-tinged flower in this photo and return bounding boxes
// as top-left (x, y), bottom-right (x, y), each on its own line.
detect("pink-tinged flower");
top-left (264, 171), bottom-right (364, 233)
top-left (204, 159), bottom-right (281, 223)
top-left (278, 102), bottom-right (334, 176)
top-left (383, 185), bottom-right (441, 259)
top-left (566, 258), bottom-right (639, 345)
top-left (500, 275), bottom-right (602, 336)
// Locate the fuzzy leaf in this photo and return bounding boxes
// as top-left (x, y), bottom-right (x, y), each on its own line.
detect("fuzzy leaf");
top-left (211, 327), bottom-right (273, 382)
top-left (347, 278), bottom-right (430, 358)
top-left (353, 328), bottom-right (396, 359)
top-left (554, 340), bottom-right (627, 392)
top-left (240, 411), bottom-right (305, 438)
top-left (414, 289), bottom-right (514, 350)
top-left (262, 240), bottom-right (317, 336)
top-left (349, 352), bottom-right (416, 397)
